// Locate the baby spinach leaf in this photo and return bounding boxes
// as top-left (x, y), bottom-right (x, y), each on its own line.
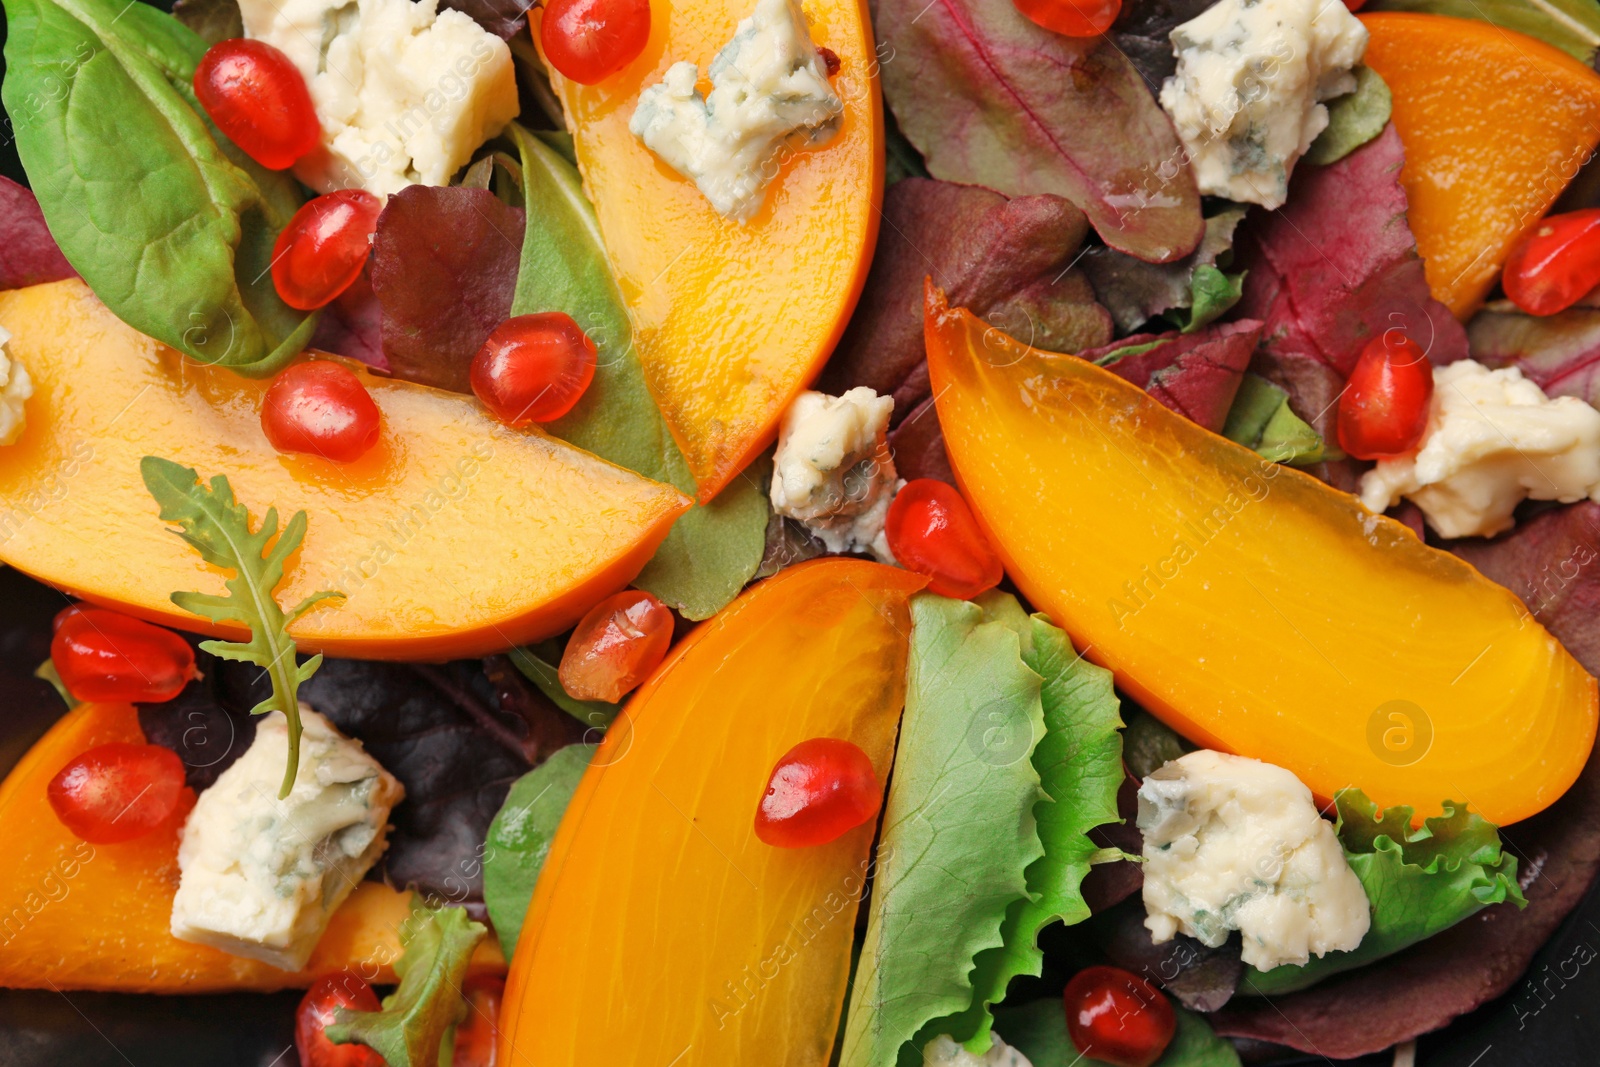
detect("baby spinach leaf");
top-left (508, 645), bottom-right (619, 729)
top-left (1221, 373), bottom-right (1330, 466)
top-left (1305, 67), bottom-right (1392, 166)
top-left (995, 997), bottom-right (1242, 1067)
top-left (839, 594), bottom-right (1046, 1067)
top-left (1366, 0), bottom-right (1600, 62)
top-left (509, 125), bottom-right (767, 620)
top-left (2, 0), bottom-right (316, 373)
top-left (328, 902), bottom-right (487, 1067)
top-left (1240, 789), bottom-right (1526, 996)
top-left (482, 743), bottom-right (595, 958)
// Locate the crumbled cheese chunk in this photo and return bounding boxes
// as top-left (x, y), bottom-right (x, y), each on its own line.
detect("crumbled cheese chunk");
top-left (1138, 750), bottom-right (1370, 972)
top-left (1360, 360), bottom-right (1600, 539)
top-left (1159, 0), bottom-right (1368, 208)
top-left (923, 1034), bottom-right (1033, 1067)
top-left (171, 707), bottom-right (404, 970)
top-left (0, 324), bottom-right (33, 446)
top-left (629, 0), bottom-right (843, 220)
top-left (771, 387), bottom-right (898, 556)
top-left (239, 0), bottom-right (519, 196)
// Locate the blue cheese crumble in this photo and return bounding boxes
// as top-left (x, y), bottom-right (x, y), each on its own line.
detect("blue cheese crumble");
top-left (770, 387), bottom-right (899, 557)
top-left (0, 323), bottom-right (33, 447)
top-left (628, 0), bottom-right (843, 221)
top-left (1159, 0), bottom-right (1368, 209)
top-left (170, 707), bottom-right (404, 971)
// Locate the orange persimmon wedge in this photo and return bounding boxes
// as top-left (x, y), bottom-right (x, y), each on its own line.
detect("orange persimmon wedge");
top-left (536, 0), bottom-right (882, 501)
top-left (924, 283), bottom-right (1597, 826)
top-left (0, 280), bottom-right (690, 659)
top-left (1361, 13), bottom-right (1600, 318)
top-left (498, 559), bottom-right (924, 1066)
top-left (0, 700), bottom-right (504, 992)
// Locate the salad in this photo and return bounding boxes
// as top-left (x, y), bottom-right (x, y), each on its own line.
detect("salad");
top-left (0, 0), bottom-right (1599, 1059)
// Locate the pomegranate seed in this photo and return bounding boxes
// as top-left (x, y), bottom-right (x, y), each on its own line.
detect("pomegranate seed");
top-left (1063, 966), bottom-right (1176, 1067)
top-left (1503, 208), bottom-right (1600, 316)
top-left (818, 47), bottom-right (841, 76)
top-left (193, 39), bottom-right (320, 170)
top-left (1337, 333), bottom-right (1434, 460)
top-left (754, 738), bottom-right (882, 848)
top-left (1012, 0), bottom-right (1122, 37)
top-left (51, 607), bottom-right (197, 704)
top-left (262, 360), bottom-right (382, 463)
top-left (295, 972), bottom-right (385, 1067)
top-left (541, 0), bottom-right (651, 85)
top-left (884, 479), bottom-right (1003, 600)
top-left (471, 312), bottom-right (598, 426)
top-left (451, 974), bottom-right (506, 1067)
top-left (271, 191), bottom-right (382, 311)
top-left (48, 743), bottom-right (188, 844)
top-left (558, 590), bottom-right (673, 703)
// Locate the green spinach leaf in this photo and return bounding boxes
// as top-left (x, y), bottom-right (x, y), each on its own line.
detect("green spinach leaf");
top-left (994, 997), bottom-right (1241, 1067)
top-left (508, 644), bottom-right (620, 729)
top-left (1305, 67), bottom-right (1392, 166)
top-left (1170, 265), bottom-right (1245, 334)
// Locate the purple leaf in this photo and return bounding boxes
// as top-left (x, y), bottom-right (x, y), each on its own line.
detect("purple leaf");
top-left (0, 176), bottom-right (77, 290)
top-left (1080, 319), bottom-right (1264, 434)
top-left (1469, 305), bottom-right (1600, 407)
top-left (1107, 0), bottom-right (1217, 94)
top-left (875, 0), bottom-right (1203, 263)
top-left (309, 269), bottom-right (388, 372)
top-left (887, 396), bottom-right (958, 485)
top-left (441, 0), bottom-right (533, 38)
top-left (370, 186), bottom-right (525, 393)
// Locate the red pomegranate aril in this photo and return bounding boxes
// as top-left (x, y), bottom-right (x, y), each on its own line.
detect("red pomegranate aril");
top-left (295, 972), bottom-right (386, 1067)
top-left (1503, 208), bottom-right (1600, 316)
top-left (51, 607), bottom-right (197, 703)
top-left (262, 360), bottom-right (382, 463)
top-left (559, 590), bottom-right (673, 703)
top-left (451, 974), bottom-right (506, 1067)
top-left (541, 0), bottom-right (651, 85)
top-left (48, 743), bottom-right (187, 844)
top-left (1063, 966), bottom-right (1176, 1067)
top-left (754, 737), bottom-right (882, 848)
top-left (272, 190), bottom-right (382, 311)
top-left (818, 47), bottom-right (841, 76)
top-left (1336, 332), bottom-right (1434, 460)
top-left (194, 39), bottom-right (320, 170)
top-left (1012, 0), bottom-right (1121, 37)
top-left (884, 479), bottom-right (1003, 600)
top-left (471, 312), bottom-right (598, 426)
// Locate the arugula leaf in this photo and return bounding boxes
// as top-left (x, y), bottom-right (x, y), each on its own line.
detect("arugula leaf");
top-left (1241, 789), bottom-right (1526, 996)
top-left (508, 645), bottom-right (620, 729)
top-left (327, 902), bottom-right (488, 1067)
top-left (140, 456), bottom-right (341, 797)
top-left (1367, 0), bottom-right (1600, 62)
top-left (994, 997), bottom-right (1242, 1067)
top-left (33, 658), bottom-right (79, 709)
top-left (482, 742), bottom-right (595, 958)
top-left (1305, 67), bottom-right (1392, 166)
top-left (839, 594), bottom-right (1047, 1067)
top-left (2, 0), bottom-right (316, 373)
top-left (508, 125), bottom-right (768, 620)
top-left (1221, 374), bottom-right (1330, 466)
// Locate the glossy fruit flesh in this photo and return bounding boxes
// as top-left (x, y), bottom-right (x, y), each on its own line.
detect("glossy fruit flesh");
top-left (558, 589), bottom-right (673, 702)
top-left (925, 283), bottom-right (1597, 825)
top-left (51, 607), bottom-right (197, 703)
top-left (884, 478), bottom-right (1004, 600)
top-left (47, 743), bottom-right (187, 844)
top-left (754, 737), bottom-right (882, 848)
top-left (498, 559), bottom-right (925, 1065)
top-left (271, 192), bottom-right (382, 311)
top-left (1063, 967), bottom-right (1176, 1067)
top-left (1337, 333), bottom-right (1434, 460)
top-left (193, 39), bottom-right (320, 170)
top-left (541, 0), bottom-right (651, 84)
top-left (471, 312), bottom-right (598, 425)
top-left (262, 360), bottom-right (383, 463)
top-left (1503, 208), bottom-right (1600, 316)
top-left (1012, 0), bottom-right (1121, 37)
top-left (296, 972), bottom-right (385, 1067)
top-left (452, 975), bottom-right (505, 1067)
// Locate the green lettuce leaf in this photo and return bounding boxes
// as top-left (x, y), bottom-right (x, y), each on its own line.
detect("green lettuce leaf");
top-left (141, 456), bottom-right (341, 797)
top-left (1241, 789), bottom-right (1527, 995)
top-left (1305, 67), bottom-right (1392, 166)
top-left (839, 594), bottom-right (1047, 1067)
top-left (994, 997), bottom-right (1242, 1067)
top-left (482, 743), bottom-right (596, 958)
top-left (1221, 373), bottom-right (1330, 466)
top-left (327, 902), bottom-right (487, 1067)
top-left (508, 125), bottom-right (767, 620)
top-left (508, 645), bottom-right (620, 729)
top-left (1366, 0), bottom-right (1600, 62)
top-left (1167, 265), bottom-right (1245, 335)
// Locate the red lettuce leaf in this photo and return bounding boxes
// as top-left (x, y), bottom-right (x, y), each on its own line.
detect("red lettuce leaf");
top-left (888, 397), bottom-right (958, 485)
top-left (309, 269), bottom-right (387, 372)
top-left (1469, 305), bottom-right (1600, 407)
top-left (370, 186), bottom-right (525, 393)
top-left (1079, 319), bottom-right (1264, 434)
top-left (1106, 0), bottom-right (1218, 97)
top-left (0, 176), bottom-right (76, 290)
top-left (874, 0), bottom-right (1203, 263)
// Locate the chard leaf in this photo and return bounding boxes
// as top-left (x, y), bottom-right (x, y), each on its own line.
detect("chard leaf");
top-left (1221, 374), bottom-right (1330, 466)
top-left (140, 456), bottom-right (341, 797)
top-left (1468, 304), bottom-right (1600, 407)
top-left (1366, 0), bottom-right (1600, 62)
top-left (482, 743), bottom-right (595, 958)
top-left (2, 0), bottom-right (315, 373)
top-left (508, 645), bottom-right (620, 729)
top-left (1241, 789), bottom-right (1526, 996)
top-left (327, 902), bottom-right (487, 1067)
top-left (509, 125), bottom-right (767, 620)
top-left (995, 997), bottom-right (1242, 1067)
top-left (1305, 67), bottom-right (1393, 166)
top-left (839, 594), bottom-right (1046, 1067)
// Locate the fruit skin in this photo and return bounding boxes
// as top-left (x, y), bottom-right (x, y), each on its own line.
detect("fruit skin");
top-left (1359, 13), bottom-right (1600, 319)
top-left (193, 39), bottom-right (321, 171)
top-left (497, 559), bottom-right (926, 1066)
top-left (0, 700), bottom-right (506, 991)
top-left (558, 588), bottom-right (674, 702)
top-left (1503, 208), bottom-right (1600, 317)
top-left (1063, 967), bottom-right (1175, 1067)
top-left (754, 737), bottom-right (883, 848)
top-left (924, 282), bottom-right (1597, 826)
top-left (262, 360), bottom-right (383, 463)
top-left (47, 742), bottom-right (188, 844)
top-left (536, 0), bottom-right (883, 502)
top-left (51, 607), bottom-right (197, 703)
top-left (0, 280), bottom-right (690, 659)
top-left (1336, 334), bottom-right (1434, 460)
